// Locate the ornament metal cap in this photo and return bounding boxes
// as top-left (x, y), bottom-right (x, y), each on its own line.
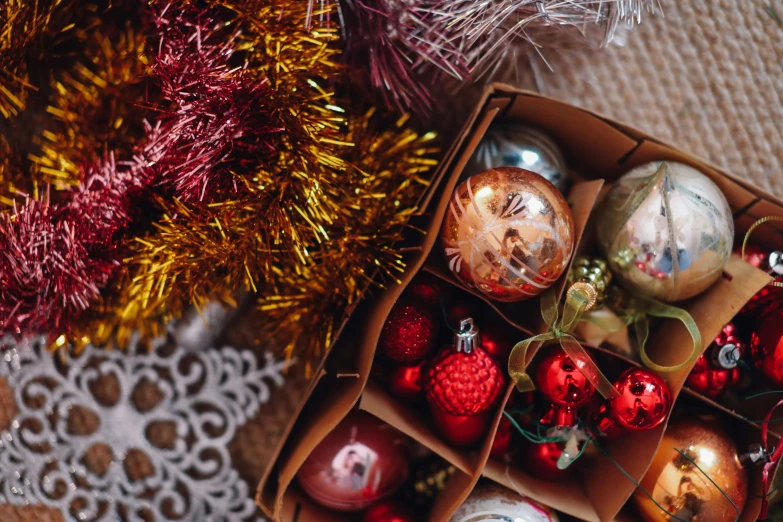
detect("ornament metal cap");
top-left (567, 282), bottom-right (598, 312)
top-left (713, 343), bottom-right (740, 369)
top-left (454, 318), bottom-right (479, 353)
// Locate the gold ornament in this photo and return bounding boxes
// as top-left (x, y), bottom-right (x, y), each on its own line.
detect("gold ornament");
top-left (596, 161), bottom-right (733, 302)
top-left (567, 256), bottom-right (612, 311)
top-left (441, 167), bottom-right (574, 302)
top-left (633, 418), bottom-right (748, 522)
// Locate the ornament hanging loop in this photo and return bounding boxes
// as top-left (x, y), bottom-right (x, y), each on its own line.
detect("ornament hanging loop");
top-left (454, 318), bottom-right (479, 353)
top-left (742, 216), bottom-right (783, 287)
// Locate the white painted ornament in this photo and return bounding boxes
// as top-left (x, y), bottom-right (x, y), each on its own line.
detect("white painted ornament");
top-left (448, 483), bottom-right (559, 522)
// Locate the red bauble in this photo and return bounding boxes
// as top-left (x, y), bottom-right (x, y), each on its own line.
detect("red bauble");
top-left (740, 277), bottom-right (783, 318)
top-left (388, 362), bottom-right (426, 401)
top-left (479, 321), bottom-right (513, 362)
top-left (446, 300), bottom-right (477, 328)
top-left (489, 416), bottom-right (512, 459)
top-left (737, 243), bottom-right (769, 270)
top-left (297, 411), bottom-right (410, 511)
top-left (363, 500), bottom-right (417, 522)
top-left (430, 409), bottom-right (490, 447)
top-left (606, 368), bottom-right (670, 432)
top-left (751, 308), bottom-right (783, 388)
top-left (535, 347), bottom-right (595, 428)
top-left (686, 323), bottom-right (744, 398)
top-left (589, 397), bottom-right (624, 438)
top-left (406, 277), bottom-right (441, 307)
top-left (379, 298), bottom-right (437, 363)
top-left (520, 442), bottom-right (569, 481)
top-left (425, 346), bottom-right (505, 416)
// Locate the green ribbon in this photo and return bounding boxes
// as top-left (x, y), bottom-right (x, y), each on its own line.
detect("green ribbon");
top-left (508, 289), bottom-right (621, 399)
top-left (602, 287), bottom-right (702, 373)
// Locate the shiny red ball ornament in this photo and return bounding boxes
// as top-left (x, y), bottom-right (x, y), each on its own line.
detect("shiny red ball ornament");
top-left (520, 441), bottom-right (569, 481)
top-left (297, 411), bottom-right (410, 511)
top-left (589, 398), bottom-right (624, 438)
top-left (686, 323), bottom-right (744, 398)
top-left (379, 298), bottom-right (437, 363)
top-left (363, 500), bottom-right (417, 522)
top-left (751, 308), bottom-right (783, 388)
top-left (606, 368), bottom-right (671, 432)
top-left (388, 362), bottom-right (426, 401)
top-left (490, 416), bottom-right (513, 459)
top-left (479, 321), bottom-right (513, 362)
top-left (535, 347), bottom-right (595, 428)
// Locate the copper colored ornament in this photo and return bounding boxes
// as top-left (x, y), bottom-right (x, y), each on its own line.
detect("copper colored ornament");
top-left (606, 368), bottom-right (671, 432)
top-left (449, 483), bottom-right (560, 522)
top-left (441, 167), bottom-right (575, 302)
top-left (363, 500), bottom-right (417, 522)
top-left (297, 411), bottom-right (410, 511)
top-left (379, 298), bottom-right (437, 363)
top-left (751, 308), bottom-right (783, 388)
top-left (520, 441), bottom-right (570, 481)
top-left (403, 455), bottom-right (457, 507)
top-left (490, 416), bottom-right (513, 459)
top-left (596, 161), bottom-right (733, 302)
top-left (536, 347), bottom-right (595, 428)
top-left (686, 323), bottom-right (744, 399)
top-left (388, 362), bottom-right (426, 401)
top-left (633, 418), bottom-right (748, 522)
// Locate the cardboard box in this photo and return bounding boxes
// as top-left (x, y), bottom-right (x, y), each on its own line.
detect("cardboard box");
top-left (256, 84), bottom-right (782, 521)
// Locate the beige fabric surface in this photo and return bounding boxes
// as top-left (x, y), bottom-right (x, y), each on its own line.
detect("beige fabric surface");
top-left (506, 0), bottom-right (783, 198)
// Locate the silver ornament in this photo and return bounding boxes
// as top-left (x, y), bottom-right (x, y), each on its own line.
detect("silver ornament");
top-left (465, 124), bottom-right (569, 193)
top-left (448, 483), bottom-right (559, 522)
top-left (596, 161), bottom-right (734, 302)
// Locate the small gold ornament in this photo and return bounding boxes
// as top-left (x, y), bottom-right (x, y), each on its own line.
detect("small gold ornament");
top-left (633, 418), bottom-right (748, 522)
top-left (567, 256), bottom-right (612, 311)
top-left (440, 167), bottom-right (574, 302)
top-left (596, 162), bottom-right (733, 302)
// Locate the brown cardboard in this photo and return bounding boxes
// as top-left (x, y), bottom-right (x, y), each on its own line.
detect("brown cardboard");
top-left (258, 84), bottom-right (783, 522)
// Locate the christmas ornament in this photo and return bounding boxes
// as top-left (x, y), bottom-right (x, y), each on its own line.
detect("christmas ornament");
top-left (447, 300), bottom-right (479, 328)
top-left (426, 319), bottom-right (505, 446)
top-left (465, 124), bottom-right (568, 193)
top-left (479, 319), bottom-right (514, 362)
top-left (604, 368), bottom-right (671, 432)
top-left (388, 361), bottom-right (426, 401)
top-left (363, 500), bottom-right (416, 522)
top-left (297, 411), bottom-right (410, 511)
top-left (0, 336), bottom-right (288, 522)
top-left (441, 167), bottom-right (575, 302)
top-left (520, 442), bottom-right (570, 481)
top-left (403, 455), bottom-right (457, 507)
top-left (407, 277), bottom-right (442, 307)
top-left (535, 346), bottom-right (595, 428)
top-left (589, 398), bottom-right (624, 438)
top-left (490, 416), bottom-right (513, 459)
top-left (567, 256), bottom-right (612, 312)
top-left (448, 483), bottom-right (559, 522)
top-left (686, 323), bottom-right (744, 399)
top-left (379, 298), bottom-right (438, 363)
top-left (751, 308), bottom-right (783, 388)
top-left (596, 161), bottom-right (733, 302)
top-left (634, 418), bottom-right (748, 522)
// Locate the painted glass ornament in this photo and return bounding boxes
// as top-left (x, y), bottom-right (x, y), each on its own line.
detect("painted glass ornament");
top-left (297, 411), bottom-right (410, 511)
top-left (596, 161), bottom-right (733, 302)
top-left (465, 124), bottom-right (569, 193)
top-left (448, 483), bottom-right (559, 522)
top-left (634, 418), bottom-right (748, 522)
top-left (441, 167), bottom-right (575, 302)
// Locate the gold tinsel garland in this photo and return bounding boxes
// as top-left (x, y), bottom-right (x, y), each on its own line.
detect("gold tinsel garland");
top-left (0, 0), bottom-right (439, 369)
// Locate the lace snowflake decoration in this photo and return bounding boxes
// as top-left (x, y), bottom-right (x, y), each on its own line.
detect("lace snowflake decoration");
top-left (0, 336), bottom-right (288, 522)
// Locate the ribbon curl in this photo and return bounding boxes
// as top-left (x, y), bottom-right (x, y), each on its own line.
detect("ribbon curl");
top-left (508, 288), bottom-right (621, 399)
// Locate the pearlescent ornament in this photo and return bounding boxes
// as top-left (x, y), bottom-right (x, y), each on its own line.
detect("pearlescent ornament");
top-left (634, 418), bottom-right (748, 522)
top-left (449, 483), bottom-right (559, 522)
top-left (465, 124), bottom-right (569, 193)
top-left (596, 161), bottom-right (733, 302)
top-left (441, 167), bottom-right (575, 301)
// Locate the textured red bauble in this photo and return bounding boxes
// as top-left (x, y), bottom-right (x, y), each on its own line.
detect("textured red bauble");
top-left (535, 346), bottom-right (595, 427)
top-left (425, 346), bottom-right (505, 416)
top-left (388, 362), bottom-right (426, 401)
top-left (297, 411), bottom-right (410, 511)
top-left (379, 298), bottom-right (437, 363)
top-left (686, 323), bottom-right (744, 398)
top-left (430, 409), bottom-right (490, 447)
top-left (751, 308), bottom-right (783, 388)
top-left (363, 500), bottom-right (417, 522)
top-left (520, 442), bottom-right (569, 481)
top-left (490, 416), bottom-right (513, 459)
top-left (607, 368), bottom-right (670, 432)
